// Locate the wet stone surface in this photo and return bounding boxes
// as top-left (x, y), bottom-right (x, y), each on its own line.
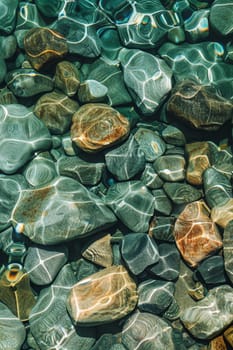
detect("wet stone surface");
top-left (0, 1), bottom-right (232, 349)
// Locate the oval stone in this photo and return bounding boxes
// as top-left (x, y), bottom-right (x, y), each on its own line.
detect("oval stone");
top-left (67, 265), bottom-right (138, 325)
top-left (24, 27), bottom-right (68, 70)
top-left (71, 103), bottom-right (130, 153)
top-left (54, 60), bottom-right (81, 97)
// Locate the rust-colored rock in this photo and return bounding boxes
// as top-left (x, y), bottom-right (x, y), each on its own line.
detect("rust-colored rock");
top-left (209, 335), bottom-right (227, 350)
top-left (224, 324), bottom-right (233, 347)
top-left (67, 265), bottom-right (138, 325)
top-left (24, 27), bottom-right (68, 70)
top-left (173, 200), bottom-right (222, 267)
top-left (71, 103), bottom-right (130, 153)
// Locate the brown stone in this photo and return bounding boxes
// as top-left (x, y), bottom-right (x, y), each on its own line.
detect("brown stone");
top-left (82, 234), bottom-right (113, 267)
top-left (67, 265), bottom-right (138, 325)
top-left (174, 200), bottom-right (223, 267)
top-left (54, 60), bottom-right (81, 97)
top-left (71, 103), bottom-right (130, 153)
top-left (224, 324), bottom-right (233, 347)
top-left (167, 80), bottom-right (233, 131)
top-left (24, 27), bottom-right (68, 70)
top-left (209, 335), bottom-right (227, 350)
top-left (185, 141), bottom-right (217, 185)
top-left (211, 198), bottom-right (233, 228)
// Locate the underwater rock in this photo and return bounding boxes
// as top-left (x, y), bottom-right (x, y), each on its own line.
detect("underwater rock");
top-left (29, 264), bottom-right (96, 349)
top-left (211, 198), bottom-right (233, 228)
top-left (184, 9), bottom-right (210, 43)
top-left (152, 188), bottom-right (173, 216)
top-left (6, 68), bottom-right (54, 97)
top-left (78, 79), bottom-right (108, 104)
top-left (105, 134), bottom-right (146, 181)
top-left (0, 104), bottom-right (52, 174)
top-left (24, 244), bottom-right (68, 285)
top-left (34, 90), bottom-right (79, 134)
top-left (0, 0), bottom-right (18, 34)
top-left (24, 27), bottom-right (68, 70)
top-left (71, 103), bottom-right (130, 153)
top-left (174, 200), bottom-right (223, 267)
top-left (105, 180), bottom-right (155, 232)
top-left (134, 128), bottom-right (166, 162)
top-left (119, 48), bottom-right (172, 115)
top-left (138, 279), bottom-right (175, 315)
top-left (58, 155), bottom-right (105, 186)
top-left (140, 164), bottom-right (164, 189)
top-left (167, 80), bottom-right (233, 130)
top-left (122, 311), bottom-right (176, 350)
top-left (120, 233), bottom-right (160, 275)
top-left (0, 302), bottom-right (26, 350)
top-left (67, 265), bottom-right (138, 325)
top-left (0, 34), bottom-right (17, 59)
top-left (82, 234), bottom-right (113, 268)
top-left (149, 216), bottom-right (175, 242)
top-left (0, 86), bottom-right (17, 104)
top-left (210, 0), bottom-right (233, 37)
top-left (161, 125), bottom-right (186, 146)
top-left (181, 285), bottom-right (233, 339)
top-left (223, 220), bottom-right (233, 284)
top-left (12, 176), bottom-right (117, 245)
top-left (163, 182), bottom-right (202, 204)
top-left (153, 154), bottom-right (186, 182)
top-left (54, 60), bottom-right (81, 97)
top-left (194, 255), bottom-right (227, 286)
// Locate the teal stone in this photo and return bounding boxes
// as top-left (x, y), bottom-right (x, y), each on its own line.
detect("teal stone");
top-left (119, 48), bottom-right (172, 115)
top-left (168, 26), bottom-right (185, 44)
top-left (184, 10), bottom-right (210, 43)
top-left (6, 69), bottom-right (54, 97)
top-left (83, 58), bottom-right (132, 106)
top-left (153, 155), bottom-right (186, 182)
top-left (152, 188), bottom-right (173, 216)
top-left (210, 0), bottom-right (233, 37)
top-left (12, 176), bottom-right (117, 245)
top-left (105, 134), bottom-right (146, 181)
top-left (29, 264), bottom-right (96, 349)
top-left (78, 80), bottom-right (108, 104)
top-left (225, 40), bottom-right (233, 63)
top-left (149, 216), bottom-right (175, 242)
top-left (163, 297), bottom-right (180, 321)
top-left (140, 164), bottom-right (164, 190)
top-left (0, 302), bottom-right (26, 350)
top-left (122, 311), bottom-right (176, 350)
top-left (24, 245), bottom-right (68, 285)
top-left (0, 87), bottom-right (17, 105)
top-left (105, 181), bottom-right (155, 232)
top-left (149, 243), bottom-right (180, 281)
top-left (138, 279), bottom-right (175, 314)
top-left (23, 152), bottom-right (58, 187)
top-left (203, 167), bottom-right (232, 208)
top-left (0, 0), bottom-right (18, 34)
top-left (194, 255), bottom-right (227, 286)
top-left (223, 220), bottom-right (233, 285)
top-left (163, 182), bottom-right (202, 204)
top-left (16, 2), bottom-right (46, 30)
top-left (0, 174), bottom-right (27, 231)
top-left (35, 0), bottom-right (64, 17)
top-left (120, 233), bottom-right (159, 275)
top-left (134, 128), bottom-right (166, 162)
top-left (58, 155), bottom-right (105, 186)
top-left (0, 35), bottom-right (17, 59)
top-left (0, 104), bottom-right (52, 174)
top-left (97, 26), bottom-right (123, 62)
top-left (161, 125), bottom-right (186, 146)
top-left (181, 285), bottom-right (233, 339)
top-left (0, 58), bottom-right (7, 84)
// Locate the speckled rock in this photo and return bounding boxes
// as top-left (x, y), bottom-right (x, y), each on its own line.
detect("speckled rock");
top-left (174, 200), bottom-right (223, 267)
top-left (71, 103), bottom-right (130, 153)
top-left (181, 285), bottom-right (233, 339)
top-left (120, 233), bottom-right (159, 275)
top-left (34, 90), bottom-right (79, 134)
top-left (122, 311), bottom-right (176, 350)
top-left (105, 134), bottom-right (146, 181)
top-left (105, 181), bottom-right (155, 232)
top-left (0, 302), bottom-right (26, 350)
top-left (67, 265), bottom-right (138, 325)
top-left (0, 104), bottom-right (52, 174)
top-left (12, 176), bottom-right (117, 245)
top-left (24, 244), bottom-right (68, 285)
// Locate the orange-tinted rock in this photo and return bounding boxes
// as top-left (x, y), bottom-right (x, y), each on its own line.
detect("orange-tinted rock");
top-left (82, 234), bottom-right (113, 267)
top-left (209, 335), bottom-right (227, 350)
top-left (224, 324), bottom-right (233, 347)
top-left (67, 265), bottom-right (138, 325)
top-left (185, 141), bottom-right (213, 185)
top-left (24, 27), bottom-right (68, 70)
top-left (71, 103), bottom-right (130, 153)
top-left (174, 200), bottom-right (222, 267)
top-left (211, 198), bottom-right (233, 229)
